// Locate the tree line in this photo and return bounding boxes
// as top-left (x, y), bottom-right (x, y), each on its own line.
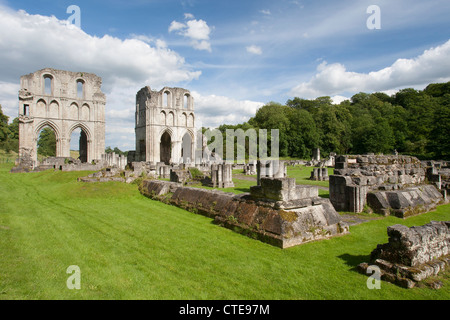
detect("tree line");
top-left (218, 82), bottom-right (450, 160)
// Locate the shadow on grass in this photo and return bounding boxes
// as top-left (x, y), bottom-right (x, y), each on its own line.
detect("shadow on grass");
top-left (338, 253), bottom-right (371, 271)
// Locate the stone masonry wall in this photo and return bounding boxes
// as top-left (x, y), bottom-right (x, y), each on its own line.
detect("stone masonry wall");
top-left (140, 177), bottom-right (349, 248)
top-left (329, 155), bottom-right (445, 216)
top-left (358, 221), bottom-right (450, 288)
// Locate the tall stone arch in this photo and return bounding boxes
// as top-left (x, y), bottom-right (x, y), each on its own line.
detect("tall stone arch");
top-left (159, 130), bottom-right (172, 165)
top-left (34, 119), bottom-right (62, 159)
top-left (68, 122), bottom-right (93, 163)
top-left (18, 68), bottom-right (106, 168)
top-left (135, 86), bottom-right (195, 163)
top-left (180, 129), bottom-right (195, 164)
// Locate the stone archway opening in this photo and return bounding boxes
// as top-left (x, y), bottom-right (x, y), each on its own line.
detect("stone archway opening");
top-left (160, 131), bottom-right (172, 165)
top-left (37, 126), bottom-right (56, 161)
top-left (70, 127), bottom-right (88, 163)
top-left (181, 132), bottom-right (193, 163)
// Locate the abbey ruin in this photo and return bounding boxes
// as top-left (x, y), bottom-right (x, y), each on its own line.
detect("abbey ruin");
top-left (134, 86), bottom-right (195, 165)
top-left (16, 68), bottom-right (106, 169)
top-left (10, 68), bottom-right (450, 260)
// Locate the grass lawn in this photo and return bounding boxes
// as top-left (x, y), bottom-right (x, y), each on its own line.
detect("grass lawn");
top-left (0, 150), bottom-right (17, 164)
top-left (286, 165), bottom-right (334, 188)
top-left (0, 163), bottom-right (449, 300)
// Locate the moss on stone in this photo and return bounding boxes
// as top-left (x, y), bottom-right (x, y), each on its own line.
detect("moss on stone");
top-left (279, 210), bottom-right (298, 222)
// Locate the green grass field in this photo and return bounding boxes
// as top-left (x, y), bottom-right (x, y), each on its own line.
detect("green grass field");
top-left (0, 163), bottom-right (449, 300)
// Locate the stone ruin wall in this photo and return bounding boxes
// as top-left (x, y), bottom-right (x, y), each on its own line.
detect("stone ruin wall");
top-left (329, 155), bottom-right (446, 217)
top-left (17, 68), bottom-right (106, 168)
top-left (423, 160), bottom-right (450, 193)
top-left (139, 176), bottom-right (349, 249)
top-left (358, 221), bottom-right (450, 288)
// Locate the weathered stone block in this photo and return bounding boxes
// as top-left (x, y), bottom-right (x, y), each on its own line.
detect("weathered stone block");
top-left (140, 177), bottom-right (349, 248)
top-left (359, 221), bottom-right (450, 288)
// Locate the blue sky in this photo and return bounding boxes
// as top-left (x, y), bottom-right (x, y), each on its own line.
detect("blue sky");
top-left (0, 0), bottom-right (449, 150)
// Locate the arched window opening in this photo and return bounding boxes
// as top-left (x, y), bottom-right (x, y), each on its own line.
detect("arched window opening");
top-left (44, 76), bottom-right (53, 95)
top-left (164, 91), bottom-right (170, 108)
top-left (77, 80), bottom-right (84, 99)
top-left (184, 95), bottom-right (189, 109)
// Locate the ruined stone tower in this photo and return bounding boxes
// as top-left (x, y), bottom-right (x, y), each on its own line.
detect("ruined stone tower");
top-left (18, 68), bottom-right (106, 167)
top-left (135, 86), bottom-right (195, 164)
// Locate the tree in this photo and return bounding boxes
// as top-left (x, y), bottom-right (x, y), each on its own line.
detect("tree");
top-left (37, 127), bottom-right (56, 157)
top-left (428, 94), bottom-right (450, 159)
top-left (248, 102), bottom-right (291, 157)
top-left (105, 146), bottom-right (128, 156)
top-left (0, 104), bottom-right (10, 144)
top-left (0, 105), bottom-right (17, 152)
top-left (424, 81), bottom-right (450, 98)
top-left (313, 104), bottom-right (352, 155)
top-left (105, 146), bottom-right (113, 153)
top-left (287, 109), bottom-right (319, 159)
top-left (4, 117), bottom-right (19, 153)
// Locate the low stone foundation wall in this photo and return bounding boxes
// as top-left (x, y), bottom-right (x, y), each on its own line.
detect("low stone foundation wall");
top-left (366, 185), bottom-right (443, 218)
top-left (358, 221), bottom-right (450, 288)
top-left (330, 155), bottom-right (446, 216)
top-left (139, 177), bottom-right (349, 248)
top-left (60, 163), bottom-right (104, 172)
top-left (78, 167), bottom-right (156, 183)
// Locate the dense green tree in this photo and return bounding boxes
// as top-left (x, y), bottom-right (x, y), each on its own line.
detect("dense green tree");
top-left (105, 146), bottom-right (113, 153)
top-left (313, 103), bottom-right (352, 155)
top-left (424, 82), bottom-right (450, 98)
top-left (37, 127), bottom-right (56, 157)
top-left (0, 105), bottom-right (10, 144)
top-left (248, 102), bottom-right (291, 157)
top-left (105, 146), bottom-right (128, 156)
top-left (287, 109), bottom-right (320, 159)
top-left (3, 117), bottom-right (19, 153)
top-left (428, 94), bottom-right (450, 159)
top-left (0, 106), bottom-right (19, 153)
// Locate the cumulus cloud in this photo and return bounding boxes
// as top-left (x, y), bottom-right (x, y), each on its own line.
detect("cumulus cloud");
top-left (0, 81), bottom-right (20, 121)
top-left (169, 17), bottom-right (213, 52)
top-left (0, 5), bottom-right (203, 149)
top-left (330, 95), bottom-right (349, 104)
top-left (246, 45), bottom-right (263, 55)
top-left (192, 91), bottom-right (264, 128)
top-left (290, 39), bottom-right (450, 98)
top-left (0, 8), bottom-right (201, 87)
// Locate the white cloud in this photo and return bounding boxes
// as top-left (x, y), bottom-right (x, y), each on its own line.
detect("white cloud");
top-left (168, 17), bottom-right (213, 52)
top-left (330, 95), bottom-right (349, 104)
top-left (260, 10), bottom-right (271, 15)
top-left (246, 45), bottom-right (263, 55)
top-left (290, 39), bottom-right (450, 98)
top-left (192, 91), bottom-right (264, 128)
top-left (0, 5), bottom-right (203, 150)
top-left (0, 81), bottom-right (19, 120)
top-left (169, 20), bottom-right (186, 33)
top-left (184, 13), bottom-right (195, 20)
